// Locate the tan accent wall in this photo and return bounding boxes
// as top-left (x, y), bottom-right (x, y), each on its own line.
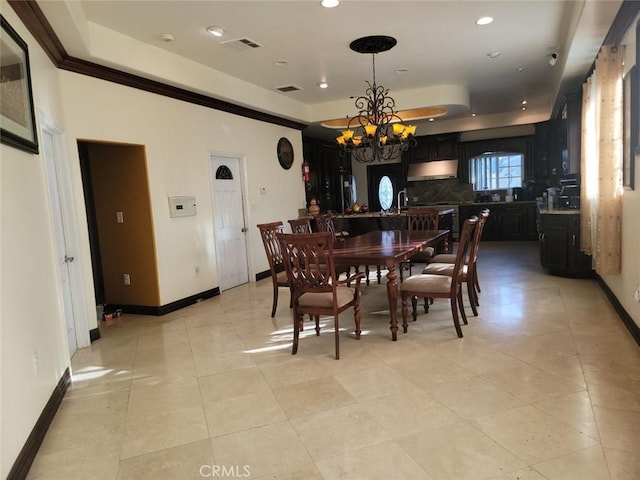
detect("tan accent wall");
top-left (88, 142), bottom-right (161, 306)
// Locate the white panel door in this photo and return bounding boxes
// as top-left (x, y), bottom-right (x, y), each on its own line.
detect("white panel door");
top-left (210, 155), bottom-right (249, 291)
top-left (42, 129), bottom-right (77, 356)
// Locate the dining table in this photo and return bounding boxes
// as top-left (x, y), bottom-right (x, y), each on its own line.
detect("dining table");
top-left (332, 229), bottom-right (450, 340)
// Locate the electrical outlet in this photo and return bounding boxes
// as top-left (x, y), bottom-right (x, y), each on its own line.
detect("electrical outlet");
top-left (123, 273), bottom-right (131, 285)
top-left (116, 211), bottom-right (124, 223)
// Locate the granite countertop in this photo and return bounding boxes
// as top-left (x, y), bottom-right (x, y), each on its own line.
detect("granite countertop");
top-left (538, 208), bottom-right (581, 215)
top-left (462, 200), bottom-right (538, 206)
top-left (334, 208), bottom-right (455, 218)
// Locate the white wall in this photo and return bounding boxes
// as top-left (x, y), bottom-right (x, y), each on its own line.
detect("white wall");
top-left (1, 2), bottom-right (306, 475)
top-left (58, 73), bottom-right (306, 304)
top-left (0, 5), bottom-right (71, 477)
top-left (601, 16), bottom-right (640, 329)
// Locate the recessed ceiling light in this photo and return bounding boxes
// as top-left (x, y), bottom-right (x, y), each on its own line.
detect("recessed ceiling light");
top-left (273, 60), bottom-right (289, 66)
top-left (206, 26), bottom-right (224, 37)
top-left (487, 51), bottom-right (501, 59)
top-left (321, 0), bottom-right (340, 8)
top-left (158, 33), bottom-right (174, 42)
top-left (471, 113), bottom-right (477, 117)
top-left (395, 68), bottom-right (409, 74)
top-left (428, 118), bottom-right (435, 122)
top-left (476, 16), bottom-right (494, 26)
top-left (521, 100), bottom-right (527, 105)
top-left (317, 82), bottom-right (328, 89)
top-left (522, 106), bottom-right (527, 111)
top-left (517, 67), bottom-right (526, 72)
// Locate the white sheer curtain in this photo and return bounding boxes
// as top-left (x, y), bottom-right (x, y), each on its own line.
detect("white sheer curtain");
top-left (580, 45), bottom-right (624, 275)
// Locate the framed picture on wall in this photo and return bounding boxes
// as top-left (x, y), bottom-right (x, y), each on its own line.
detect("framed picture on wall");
top-left (0, 15), bottom-right (39, 154)
top-left (623, 66), bottom-right (637, 190)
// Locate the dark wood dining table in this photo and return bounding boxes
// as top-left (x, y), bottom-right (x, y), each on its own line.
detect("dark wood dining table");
top-left (332, 229), bottom-right (450, 341)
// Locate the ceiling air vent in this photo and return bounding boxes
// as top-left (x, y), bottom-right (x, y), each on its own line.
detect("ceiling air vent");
top-left (276, 85), bottom-right (303, 93)
top-left (219, 37), bottom-right (263, 51)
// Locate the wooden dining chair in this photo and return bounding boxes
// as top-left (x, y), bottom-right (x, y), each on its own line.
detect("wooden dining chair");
top-left (400, 207), bottom-right (440, 279)
top-left (288, 217), bottom-right (312, 234)
top-left (315, 213), bottom-right (356, 280)
top-left (399, 216), bottom-right (478, 338)
top-left (425, 209), bottom-right (490, 312)
top-left (257, 221), bottom-right (290, 317)
top-left (276, 232), bottom-right (365, 359)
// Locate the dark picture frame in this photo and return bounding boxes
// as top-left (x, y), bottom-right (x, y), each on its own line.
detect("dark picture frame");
top-left (1, 15), bottom-right (39, 154)
top-left (623, 67), bottom-right (636, 189)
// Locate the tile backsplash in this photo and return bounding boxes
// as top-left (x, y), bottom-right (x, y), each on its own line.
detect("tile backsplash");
top-left (407, 179), bottom-right (475, 204)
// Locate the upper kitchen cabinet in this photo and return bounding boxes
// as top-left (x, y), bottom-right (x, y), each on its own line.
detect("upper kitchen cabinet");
top-left (405, 133), bottom-right (460, 163)
top-left (564, 94), bottom-right (582, 174)
top-left (533, 93), bottom-right (582, 179)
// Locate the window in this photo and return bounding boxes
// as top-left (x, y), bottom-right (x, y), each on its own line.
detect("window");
top-left (215, 165), bottom-right (233, 180)
top-left (468, 152), bottom-right (523, 190)
top-left (378, 175), bottom-right (393, 210)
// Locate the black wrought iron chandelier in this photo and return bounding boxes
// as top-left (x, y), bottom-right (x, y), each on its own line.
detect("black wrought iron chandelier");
top-left (336, 36), bottom-right (417, 163)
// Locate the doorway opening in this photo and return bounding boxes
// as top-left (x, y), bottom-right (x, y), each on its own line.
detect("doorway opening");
top-left (77, 141), bottom-right (160, 312)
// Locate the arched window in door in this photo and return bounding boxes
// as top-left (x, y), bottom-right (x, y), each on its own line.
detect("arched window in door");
top-left (215, 165), bottom-right (233, 180)
top-left (378, 175), bottom-right (393, 211)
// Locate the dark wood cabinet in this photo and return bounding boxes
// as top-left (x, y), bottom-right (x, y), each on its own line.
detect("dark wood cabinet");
top-left (302, 137), bottom-right (346, 213)
top-left (406, 133), bottom-right (459, 163)
top-left (539, 213), bottom-right (593, 277)
top-left (459, 202), bottom-right (536, 240)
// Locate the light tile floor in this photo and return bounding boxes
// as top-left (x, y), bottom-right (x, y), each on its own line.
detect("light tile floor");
top-left (27, 242), bottom-right (640, 479)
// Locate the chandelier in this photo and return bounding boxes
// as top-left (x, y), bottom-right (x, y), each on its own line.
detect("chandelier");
top-left (336, 36), bottom-right (417, 163)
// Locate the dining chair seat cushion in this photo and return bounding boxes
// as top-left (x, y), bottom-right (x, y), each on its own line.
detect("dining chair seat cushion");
top-left (298, 286), bottom-right (355, 308)
top-left (409, 246), bottom-right (436, 263)
top-left (422, 263), bottom-right (468, 280)
top-left (400, 274), bottom-right (452, 294)
top-left (430, 253), bottom-right (456, 263)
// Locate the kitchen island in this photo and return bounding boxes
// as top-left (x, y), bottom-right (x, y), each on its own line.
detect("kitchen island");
top-left (331, 209), bottom-right (454, 249)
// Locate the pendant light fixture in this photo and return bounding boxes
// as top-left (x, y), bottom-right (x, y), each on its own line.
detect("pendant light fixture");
top-left (335, 36), bottom-right (417, 163)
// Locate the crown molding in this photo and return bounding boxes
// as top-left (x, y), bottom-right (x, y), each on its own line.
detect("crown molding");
top-left (7, 0), bottom-right (307, 131)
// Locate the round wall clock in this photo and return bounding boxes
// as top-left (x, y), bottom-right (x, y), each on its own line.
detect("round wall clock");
top-left (277, 137), bottom-right (294, 170)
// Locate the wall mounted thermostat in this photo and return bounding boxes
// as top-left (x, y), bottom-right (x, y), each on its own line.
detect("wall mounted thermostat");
top-left (168, 196), bottom-right (197, 217)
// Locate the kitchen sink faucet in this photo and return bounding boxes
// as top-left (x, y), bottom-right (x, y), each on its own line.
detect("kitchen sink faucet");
top-left (397, 189), bottom-right (408, 209)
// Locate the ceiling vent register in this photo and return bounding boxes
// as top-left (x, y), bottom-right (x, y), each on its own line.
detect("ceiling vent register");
top-left (276, 85), bottom-right (304, 93)
top-left (219, 38), bottom-right (263, 51)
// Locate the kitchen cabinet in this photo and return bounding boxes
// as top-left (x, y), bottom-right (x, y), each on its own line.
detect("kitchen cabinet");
top-left (405, 133), bottom-right (459, 163)
top-left (459, 202), bottom-right (536, 240)
top-left (539, 212), bottom-right (593, 277)
top-left (302, 137), bottom-right (346, 212)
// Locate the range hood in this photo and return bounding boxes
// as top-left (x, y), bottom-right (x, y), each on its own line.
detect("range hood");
top-left (407, 159), bottom-right (458, 181)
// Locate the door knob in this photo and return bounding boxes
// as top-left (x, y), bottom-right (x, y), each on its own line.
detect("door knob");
top-left (241, 227), bottom-right (248, 233)
top-left (64, 255), bottom-right (75, 263)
